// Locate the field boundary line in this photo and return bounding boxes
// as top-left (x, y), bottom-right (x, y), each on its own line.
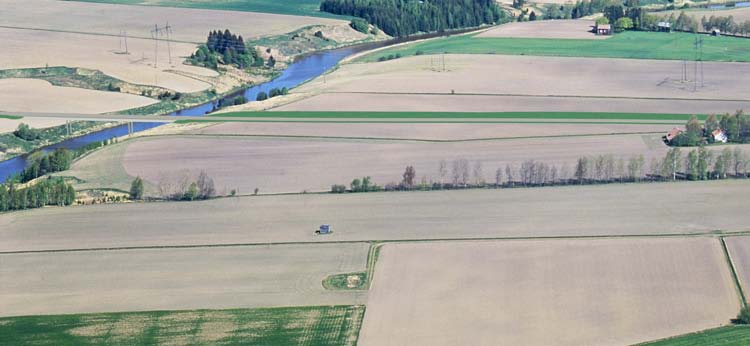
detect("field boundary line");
top-left (325, 91), bottom-right (750, 103)
top-left (721, 236), bottom-right (747, 307)
top-left (3, 230), bottom-right (749, 256)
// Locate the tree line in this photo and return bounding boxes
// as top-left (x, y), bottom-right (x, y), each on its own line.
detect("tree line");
top-left (671, 111), bottom-right (750, 147)
top-left (319, 0), bottom-right (507, 37)
top-left (189, 29), bottom-right (263, 70)
top-left (0, 178), bottom-right (76, 212)
top-left (330, 147), bottom-right (750, 194)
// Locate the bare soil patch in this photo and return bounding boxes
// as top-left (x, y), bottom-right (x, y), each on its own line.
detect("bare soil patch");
top-left (117, 134), bottom-right (665, 194)
top-left (477, 19), bottom-right (603, 39)
top-left (661, 7), bottom-right (750, 24)
top-left (0, 243), bottom-right (368, 317)
top-left (0, 0), bottom-right (345, 42)
top-left (0, 117), bottom-right (69, 133)
top-left (0, 79), bottom-right (156, 114)
top-left (359, 238), bottom-right (740, 346)
top-left (295, 55), bottom-right (750, 101)
top-left (0, 28), bottom-right (213, 93)
top-left (724, 236), bottom-right (750, 299)
top-left (2, 180), bottom-right (750, 252)
top-left (275, 93), bottom-right (750, 114)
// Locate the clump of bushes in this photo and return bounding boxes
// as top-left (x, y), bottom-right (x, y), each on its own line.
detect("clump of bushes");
top-left (377, 53), bottom-right (401, 62)
top-left (350, 18), bottom-right (369, 34)
top-left (256, 87), bottom-right (289, 101)
top-left (14, 123), bottom-right (40, 141)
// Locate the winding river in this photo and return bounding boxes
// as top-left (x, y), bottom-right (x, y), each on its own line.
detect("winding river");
top-left (0, 27), bottom-right (482, 182)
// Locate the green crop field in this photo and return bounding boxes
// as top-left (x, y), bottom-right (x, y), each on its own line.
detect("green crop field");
top-left (71, 0), bottom-right (344, 18)
top-left (210, 111), bottom-right (704, 121)
top-left (638, 326), bottom-right (750, 346)
top-left (358, 31), bottom-right (750, 63)
top-left (0, 305), bottom-right (365, 346)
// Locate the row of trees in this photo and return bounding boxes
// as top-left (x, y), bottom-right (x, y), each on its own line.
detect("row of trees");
top-left (329, 147), bottom-right (750, 193)
top-left (0, 178), bottom-right (76, 212)
top-left (189, 29), bottom-right (263, 70)
top-left (319, 0), bottom-right (507, 37)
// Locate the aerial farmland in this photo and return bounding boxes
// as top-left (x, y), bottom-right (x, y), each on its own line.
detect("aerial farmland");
top-left (2, 0), bottom-right (750, 345)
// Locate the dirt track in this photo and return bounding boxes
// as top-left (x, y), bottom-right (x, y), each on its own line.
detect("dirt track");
top-left (2, 181), bottom-right (750, 252)
top-left (0, 243), bottom-right (368, 317)
top-left (359, 238), bottom-right (739, 346)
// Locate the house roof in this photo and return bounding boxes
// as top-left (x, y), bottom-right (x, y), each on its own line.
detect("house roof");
top-left (712, 129), bottom-right (725, 136)
top-left (667, 127), bottom-right (683, 140)
top-left (597, 24), bottom-right (611, 30)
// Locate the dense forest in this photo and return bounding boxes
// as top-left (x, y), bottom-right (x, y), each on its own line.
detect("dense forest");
top-left (0, 178), bottom-right (76, 212)
top-left (189, 29), bottom-right (262, 69)
top-left (319, 0), bottom-right (507, 37)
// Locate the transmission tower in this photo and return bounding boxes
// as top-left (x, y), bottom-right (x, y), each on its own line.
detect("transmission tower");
top-left (151, 24), bottom-right (160, 68)
top-left (694, 34), bottom-right (704, 90)
top-left (164, 22), bottom-right (173, 65)
top-left (119, 30), bottom-right (129, 54)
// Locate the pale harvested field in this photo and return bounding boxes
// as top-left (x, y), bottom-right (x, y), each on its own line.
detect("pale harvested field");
top-left (0, 0), bottom-right (346, 42)
top-left (725, 236), bottom-right (750, 299)
top-left (359, 238), bottom-right (740, 346)
top-left (0, 28), bottom-right (213, 93)
top-left (0, 117), bottom-right (68, 133)
top-left (0, 79), bottom-right (156, 114)
top-left (276, 92), bottom-right (750, 114)
top-left (0, 243), bottom-right (368, 317)
top-left (477, 19), bottom-right (602, 39)
top-left (2, 180), bottom-right (750, 252)
top-left (295, 55), bottom-right (750, 101)
top-left (661, 7), bottom-right (750, 24)
top-left (194, 121), bottom-right (670, 140)
top-left (116, 134), bottom-right (666, 194)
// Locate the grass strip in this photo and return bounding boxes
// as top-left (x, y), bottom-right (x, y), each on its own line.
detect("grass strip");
top-left (358, 31), bottom-right (750, 63)
top-left (0, 114), bottom-right (23, 120)
top-left (721, 236), bottom-right (748, 307)
top-left (0, 305), bottom-right (366, 346)
top-left (636, 325), bottom-right (750, 345)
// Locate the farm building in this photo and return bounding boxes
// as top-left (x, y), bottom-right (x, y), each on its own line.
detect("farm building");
top-left (666, 127), bottom-right (683, 142)
top-left (657, 22), bottom-right (671, 32)
top-left (712, 129), bottom-right (728, 143)
top-left (596, 24), bottom-right (612, 36)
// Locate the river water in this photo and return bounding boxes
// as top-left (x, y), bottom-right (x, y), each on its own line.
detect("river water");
top-left (0, 28), bottom-right (481, 182)
top-left (0, 122), bottom-right (164, 183)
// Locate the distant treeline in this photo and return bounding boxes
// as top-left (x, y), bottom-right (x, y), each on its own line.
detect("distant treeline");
top-left (319, 0), bottom-right (507, 37)
top-left (0, 178), bottom-right (76, 212)
top-left (331, 145), bottom-right (750, 194)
